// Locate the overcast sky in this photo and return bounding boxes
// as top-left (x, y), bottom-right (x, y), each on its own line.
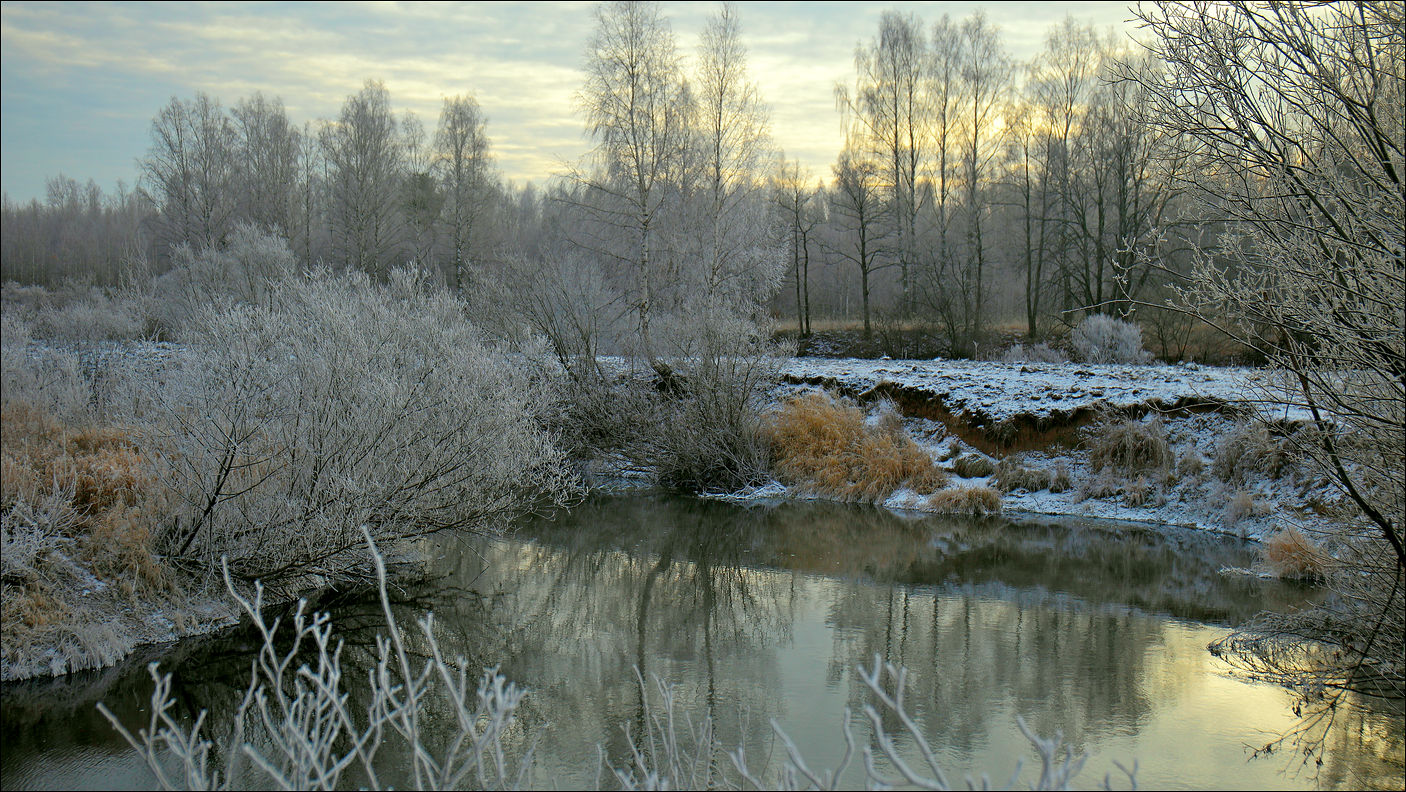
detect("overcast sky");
top-left (1, 1), bottom-right (1140, 203)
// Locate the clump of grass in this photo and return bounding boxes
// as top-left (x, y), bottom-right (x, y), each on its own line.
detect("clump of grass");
top-left (2, 403), bottom-right (172, 652)
top-left (1076, 473), bottom-right (1121, 502)
top-left (1213, 422), bottom-right (1293, 483)
top-left (1121, 477), bottom-right (1154, 507)
top-left (768, 391), bottom-right (947, 501)
top-left (1087, 415), bottom-right (1172, 475)
top-left (1177, 449), bottom-right (1205, 479)
top-left (1263, 527), bottom-right (1324, 580)
top-left (1049, 463), bottom-right (1072, 493)
top-left (1221, 489), bottom-right (1272, 528)
top-left (993, 457), bottom-right (1052, 493)
top-left (951, 453), bottom-right (996, 479)
top-left (927, 486), bottom-right (1003, 517)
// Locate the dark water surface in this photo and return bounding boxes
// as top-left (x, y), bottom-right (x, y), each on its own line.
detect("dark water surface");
top-left (3, 494), bottom-right (1403, 789)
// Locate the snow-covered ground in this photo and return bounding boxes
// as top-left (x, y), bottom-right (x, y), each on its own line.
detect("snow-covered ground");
top-left (780, 356), bottom-right (1311, 424)
top-left (721, 357), bottom-right (1341, 542)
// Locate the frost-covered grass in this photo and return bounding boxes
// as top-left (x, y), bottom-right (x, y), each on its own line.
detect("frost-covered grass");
top-left (780, 355), bottom-right (1304, 424)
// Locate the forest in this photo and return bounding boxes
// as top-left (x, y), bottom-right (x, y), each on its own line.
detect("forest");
top-left (0, 2), bottom-right (1401, 790)
top-left (5, 5), bottom-right (1225, 362)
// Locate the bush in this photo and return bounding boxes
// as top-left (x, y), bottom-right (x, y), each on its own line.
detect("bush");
top-left (28, 290), bottom-right (146, 343)
top-left (1213, 422), bottom-right (1293, 483)
top-left (1262, 527), bottom-right (1325, 581)
top-left (926, 486), bottom-right (1003, 516)
top-left (626, 316), bottom-right (786, 493)
top-left (1070, 314), bottom-right (1150, 364)
top-left (951, 453), bottom-right (996, 479)
top-left (1087, 416), bottom-right (1172, 475)
top-left (767, 391), bottom-right (947, 502)
top-left (152, 266), bottom-right (579, 587)
top-left (999, 342), bottom-right (1069, 364)
top-left (150, 224), bottom-right (298, 336)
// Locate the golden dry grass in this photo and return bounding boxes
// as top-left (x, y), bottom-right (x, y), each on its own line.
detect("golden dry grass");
top-left (951, 454), bottom-right (996, 479)
top-left (767, 391), bottom-right (948, 501)
top-left (1263, 527), bottom-right (1325, 580)
top-left (1, 402), bottom-right (171, 624)
top-left (926, 486), bottom-right (1003, 517)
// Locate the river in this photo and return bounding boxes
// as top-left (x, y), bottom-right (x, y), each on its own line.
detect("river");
top-left (2, 493), bottom-right (1401, 789)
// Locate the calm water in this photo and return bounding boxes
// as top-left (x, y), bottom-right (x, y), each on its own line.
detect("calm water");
top-left (3, 494), bottom-right (1402, 789)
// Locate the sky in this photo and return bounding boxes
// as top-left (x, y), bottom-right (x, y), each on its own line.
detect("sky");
top-left (1, 1), bottom-right (1140, 204)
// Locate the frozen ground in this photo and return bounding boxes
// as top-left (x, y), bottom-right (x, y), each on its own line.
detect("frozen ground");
top-left (722, 357), bottom-right (1342, 542)
top-left (780, 356), bottom-right (1312, 424)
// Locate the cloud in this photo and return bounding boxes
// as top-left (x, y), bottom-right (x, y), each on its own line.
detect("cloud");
top-left (2, 1), bottom-right (1139, 201)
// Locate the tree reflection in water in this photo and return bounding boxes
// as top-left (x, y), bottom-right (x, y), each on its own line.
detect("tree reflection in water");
top-left (2, 493), bottom-right (1401, 790)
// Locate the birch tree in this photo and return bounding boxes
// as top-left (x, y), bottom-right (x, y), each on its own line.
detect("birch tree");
top-left (141, 93), bottom-right (237, 255)
top-left (231, 93), bottom-right (301, 238)
top-left (955, 13), bottom-right (1011, 346)
top-left (433, 95), bottom-right (492, 296)
top-left (324, 80), bottom-right (403, 279)
top-left (693, 2), bottom-right (777, 312)
top-left (573, 0), bottom-right (691, 370)
top-left (840, 11), bottom-right (928, 316)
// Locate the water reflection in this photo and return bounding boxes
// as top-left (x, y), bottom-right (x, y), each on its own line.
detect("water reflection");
top-left (2, 494), bottom-right (1401, 790)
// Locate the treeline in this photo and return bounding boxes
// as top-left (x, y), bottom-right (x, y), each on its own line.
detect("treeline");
top-left (3, 4), bottom-right (1214, 358)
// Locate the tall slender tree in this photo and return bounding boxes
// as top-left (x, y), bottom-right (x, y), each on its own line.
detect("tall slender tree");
top-left (433, 96), bottom-right (492, 296)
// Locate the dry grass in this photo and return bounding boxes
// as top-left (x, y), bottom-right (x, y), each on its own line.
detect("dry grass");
top-left (767, 391), bottom-right (948, 501)
top-left (1177, 449), bottom-right (1205, 479)
top-left (951, 453), bottom-right (996, 479)
top-left (1263, 527), bottom-right (1325, 580)
top-left (1213, 422), bottom-right (1293, 483)
top-left (1087, 416), bottom-right (1172, 475)
top-left (2, 402), bottom-right (172, 654)
top-left (926, 486), bottom-right (1003, 517)
top-left (1049, 463), bottom-right (1072, 493)
top-left (1121, 477), bottom-right (1155, 508)
top-left (993, 457), bottom-right (1054, 493)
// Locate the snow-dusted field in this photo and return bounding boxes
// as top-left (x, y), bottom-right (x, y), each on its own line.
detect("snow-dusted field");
top-left (780, 356), bottom-right (1309, 424)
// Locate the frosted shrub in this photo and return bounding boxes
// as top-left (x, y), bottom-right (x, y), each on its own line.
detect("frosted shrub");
top-left (1000, 342), bottom-right (1069, 365)
top-left (152, 266), bottom-right (578, 586)
top-left (1070, 314), bottom-right (1150, 365)
top-left (30, 290), bottom-right (146, 343)
top-left (151, 224), bottom-right (298, 336)
top-left (632, 313), bottom-right (788, 493)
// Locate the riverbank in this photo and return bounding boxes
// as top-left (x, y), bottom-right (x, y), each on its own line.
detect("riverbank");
top-left (713, 356), bottom-right (1346, 549)
top-left (4, 351), bottom-right (1338, 683)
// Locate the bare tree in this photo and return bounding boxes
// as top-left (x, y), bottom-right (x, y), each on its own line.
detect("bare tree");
top-left (1129, 0), bottom-right (1404, 708)
top-left (839, 11), bottom-right (928, 316)
top-left (571, 0), bottom-right (692, 373)
top-left (828, 147), bottom-right (892, 338)
top-left (693, 2), bottom-right (777, 312)
top-left (231, 93), bottom-right (301, 239)
top-left (772, 157), bottom-right (821, 336)
top-left (141, 93), bottom-right (237, 256)
top-left (433, 96), bottom-right (492, 296)
top-left (955, 13), bottom-right (1012, 346)
top-left (324, 81), bottom-right (404, 279)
